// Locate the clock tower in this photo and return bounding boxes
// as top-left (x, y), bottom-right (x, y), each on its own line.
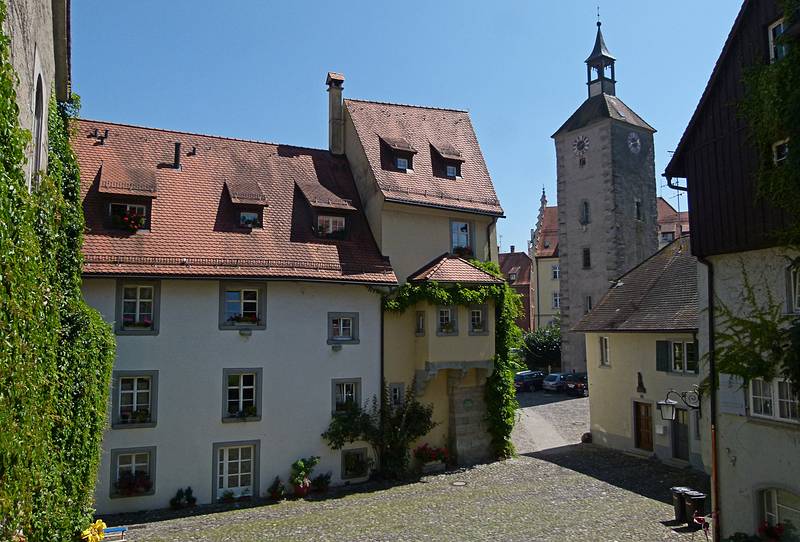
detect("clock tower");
top-left (552, 21), bottom-right (658, 373)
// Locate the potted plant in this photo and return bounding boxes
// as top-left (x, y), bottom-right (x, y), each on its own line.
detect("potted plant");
top-left (111, 209), bottom-right (146, 233)
top-left (219, 489), bottom-right (235, 503)
top-left (114, 470), bottom-right (152, 496)
top-left (289, 456), bottom-right (320, 498)
top-left (228, 314), bottom-right (260, 325)
top-left (413, 443), bottom-right (449, 474)
top-left (267, 476), bottom-right (286, 501)
top-left (132, 408), bottom-right (151, 423)
top-left (310, 472), bottom-right (332, 494)
top-left (440, 322), bottom-right (455, 334)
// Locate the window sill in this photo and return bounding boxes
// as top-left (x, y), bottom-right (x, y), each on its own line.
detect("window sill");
top-left (112, 422), bottom-right (156, 429)
top-left (746, 415), bottom-right (800, 431)
top-left (468, 329), bottom-right (489, 336)
top-left (598, 364), bottom-right (612, 369)
top-left (327, 339), bottom-right (360, 346)
top-left (116, 327), bottom-right (158, 336)
top-left (219, 324), bottom-right (266, 331)
top-left (415, 332), bottom-right (425, 337)
top-left (222, 416), bottom-right (262, 424)
top-left (436, 331), bottom-right (459, 337)
top-left (110, 490), bottom-right (155, 499)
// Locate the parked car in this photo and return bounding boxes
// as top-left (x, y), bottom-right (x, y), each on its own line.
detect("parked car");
top-left (514, 370), bottom-right (544, 392)
top-left (565, 372), bottom-right (589, 396)
top-left (542, 372), bottom-right (567, 393)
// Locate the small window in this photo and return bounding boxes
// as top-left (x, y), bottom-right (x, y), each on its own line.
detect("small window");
top-left (342, 448), bottom-right (369, 479)
top-left (216, 444), bottom-right (255, 500)
top-left (446, 164), bottom-right (458, 178)
top-left (317, 214), bottom-right (346, 239)
top-left (328, 312), bottom-right (359, 344)
top-left (751, 379), bottom-right (798, 423)
top-left (552, 264), bottom-right (560, 280)
top-left (111, 447), bottom-right (156, 498)
top-left (451, 221), bottom-right (472, 257)
top-left (437, 306), bottom-right (458, 335)
top-left (552, 291), bottom-right (561, 309)
top-left (219, 282), bottom-right (266, 330)
top-left (116, 281), bottom-right (160, 335)
top-left (110, 202), bottom-right (147, 232)
top-left (119, 376), bottom-right (152, 425)
top-left (580, 200), bottom-right (590, 225)
top-left (635, 199), bottom-right (642, 221)
top-left (584, 295), bottom-right (593, 314)
top-left (686, 342), bottom-right (699, 373)
top-left (761, 488), bottom-right (800, 528)
top-left (223, 369), bottom-right (262, 421)
top-left (333, 379), bottom-right (361, 412)
top-left (672, 342), bottom-right (685, 372)
top-left (239, 211), bottom-right (260, 228)
top-left (773, 140), bottom-right (789, 166)
top-left (389, 383), bottom-right (405, 407)
top-left (469, 305), bottom-right (488, 335)
top-left (599, 336), bottom-right (610, 366)
top-left (768, 19), bottom-right (787, 63)
top-left (582, 248), bottom-right (591, 269)
top-left (396, 156), bottom-right (409, 171)
top-left (415, 311), bottom-right (425, 336)
top-left (661, 231), bottom-right (675, 244)
top-left (509, 272), bottom-right (517, 282)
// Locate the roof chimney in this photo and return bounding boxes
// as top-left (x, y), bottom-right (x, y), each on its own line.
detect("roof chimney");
top-left (510, 245), bottom-right (515, 253)
top-left (326, 72), bottom-right (345, 155)
top-left (174, 142), bottom-right (181, 169)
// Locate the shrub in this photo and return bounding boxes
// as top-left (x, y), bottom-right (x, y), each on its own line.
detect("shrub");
top-left (310, 472), bottom-right (332, 493)
top-left (267, 476), bottom-right (286, 501)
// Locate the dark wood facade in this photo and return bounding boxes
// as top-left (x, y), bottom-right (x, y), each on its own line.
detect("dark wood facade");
top-left (664, 0), bottom-right (789, 258)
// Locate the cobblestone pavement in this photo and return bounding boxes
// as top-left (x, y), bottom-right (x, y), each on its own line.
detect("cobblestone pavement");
top-left (109, 391), bottom-right (709, 542)
top-left (513, 390), bottom-right (590, 453)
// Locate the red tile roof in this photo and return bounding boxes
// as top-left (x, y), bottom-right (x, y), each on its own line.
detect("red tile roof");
top-left (74, 119), bottom-right (397, 285)
top-left (657, 196), bottom-right (690, 232)
top-left (553, 94), bottom-right (655, 137)
top-left (498, 252), bottom-right (532, 286)
top-left (345, 99), bottom-right (503, 216)
top-left (534, 206), bottom-right (559, 258)
top-left (408, 254), bottom-right (503, 284)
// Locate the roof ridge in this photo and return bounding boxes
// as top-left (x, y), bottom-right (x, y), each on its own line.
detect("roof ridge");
top-left (76, 118), bottom-right (332, 155)
top-left (345, 98), bottom-right (468, 114)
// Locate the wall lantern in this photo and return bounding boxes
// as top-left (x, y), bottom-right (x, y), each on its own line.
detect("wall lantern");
top-left (657, 386), bottom-right (701, 421)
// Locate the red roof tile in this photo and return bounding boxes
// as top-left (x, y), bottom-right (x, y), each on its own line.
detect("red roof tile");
top-left (408, 254), bottom-right (503, 285)
top-left (74, 119), bottom-right (397, 285)
top-left (345, 99), bottom-right (503, 216)
top-left (534, 206), bottom-right (559, 258)
top-left (98, 150), bottom-right (158, 197)
top-left (657, 197), bottom-right (690, 232)
top-left (498, 252), bottom-right (532, 286)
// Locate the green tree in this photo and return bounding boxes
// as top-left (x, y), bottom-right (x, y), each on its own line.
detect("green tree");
top-left (522, 323), bottom-right (561, 371)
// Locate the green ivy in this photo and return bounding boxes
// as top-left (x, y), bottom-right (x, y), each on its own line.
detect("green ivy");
top-left (740, 0), bottom-right (800, 245)
top-left (383, 260), bottom-right (522, 459)
top-left (0, 2), bottom-right (116, 539)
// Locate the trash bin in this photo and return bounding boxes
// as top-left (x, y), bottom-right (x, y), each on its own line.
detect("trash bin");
top-left (683, 491), bottom-right (708, 527)
top-left (670, 486), bottom-right (690, 523)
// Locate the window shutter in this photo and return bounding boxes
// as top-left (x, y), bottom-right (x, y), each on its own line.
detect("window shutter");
top-left (656, 341), bottom-right (670, 372)
top-left (786, 267), bottom-right (795, 313)
top-left (693, 340), bottom-right (700, 374)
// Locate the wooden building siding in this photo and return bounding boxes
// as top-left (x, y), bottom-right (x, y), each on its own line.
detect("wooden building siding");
top-left (665, 0), bottom-right (789, 258)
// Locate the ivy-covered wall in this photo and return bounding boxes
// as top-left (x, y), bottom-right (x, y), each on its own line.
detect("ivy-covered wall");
top-left (0, 2), bottom-right (116, 539)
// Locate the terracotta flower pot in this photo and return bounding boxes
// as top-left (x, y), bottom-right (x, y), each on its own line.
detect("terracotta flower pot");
top-left (293, 483), bottom-right (310, 497)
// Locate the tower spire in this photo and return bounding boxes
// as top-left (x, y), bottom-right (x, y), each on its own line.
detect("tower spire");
top-left (585, 18), bottom-right (616, 98)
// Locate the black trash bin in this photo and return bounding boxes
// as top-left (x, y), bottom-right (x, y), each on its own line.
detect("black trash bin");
top-left (670, 486), bottom-right (690, 523)
top-left (683, 491), bottom-right (708, 527)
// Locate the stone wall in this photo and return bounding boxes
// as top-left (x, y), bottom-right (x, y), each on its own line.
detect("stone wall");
top-left (447, 371), bottom-right (491, 465)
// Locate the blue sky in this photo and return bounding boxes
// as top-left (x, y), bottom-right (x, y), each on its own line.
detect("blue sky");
top-left (72, 1), bottom-right (741, 253)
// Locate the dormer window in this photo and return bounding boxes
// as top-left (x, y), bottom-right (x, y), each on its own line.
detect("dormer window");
top-left (239, 211), bottom-right (261, 228)
top-left (509, 273), bottom-right (517, 282)
top-left (317, 214), bottom-right (346, 239)
top-left (396, 157), bottom-right (409, 171)
top-left (431, 141), bottom-right (464, 179)
top-left (110, 202), bottom-right (148, 232)
top-left (446, 164), bottom-right (458, 178)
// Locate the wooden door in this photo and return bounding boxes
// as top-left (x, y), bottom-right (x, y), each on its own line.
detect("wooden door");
top-left (634, 402), bottom-right (653, 451)
top-left (672, 408), bottom-right (690, 461)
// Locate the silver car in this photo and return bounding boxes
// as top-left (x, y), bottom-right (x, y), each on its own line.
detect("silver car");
top-left (542, 373), bottom-right (566, 392)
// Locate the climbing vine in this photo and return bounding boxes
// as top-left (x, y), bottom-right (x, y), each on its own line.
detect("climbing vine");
top-left (383, 260), bottom-right (522, 459)
top-left (0, 2), bottom-right (116, 539)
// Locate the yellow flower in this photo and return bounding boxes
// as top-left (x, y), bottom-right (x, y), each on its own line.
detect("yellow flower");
top-left (80, 519), bottom-right (106, 542)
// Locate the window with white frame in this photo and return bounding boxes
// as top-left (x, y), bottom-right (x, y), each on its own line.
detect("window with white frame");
top-left (333, 379), bottom-right (361, 412)
top-left (768, 19), bottom-right (787, 63)
top-left (119, 376), bottom-right (152, 425)
top-left (451, 221), bottom-right (471, 255)
top-left (470, 306), bottom-right (487, 334)
top-left (762, 488), bottom-right (800, 528)
top-left (773, 140), bottom-right (789, 166)
top-left (672, 342), bottom-right (685, 372)
top-left (437, 307), bottom-right (457, 335)
top-left (122, 285), bottom-right (154, 329)
top-left (415, 311), bottom-right (425, 336)
top-left (396, 156), bottom-right (409, 171)
top-left (217, 444), bottom-right (254, 499)
top-left (226, 372), bottom-right (257, 418)
top-left (509, 272), bottom-right (517, 282)
top-left (317, 214), bottom-right (346, 238)
top-left (552, 264), bottom-right (560, 280)
top-left (328, 312), bottom-right (359, 344)
top-left (111, 447), bottom-right (155, 498)
top-left (239, 211), bottom-right (260, 228)
top-left (552, 291), bottom-right (561, 309)
top-left (599, 336), bottom-right (610, 366)
top-left (446, 164), bottom-right (458, 178)
top-left (224, 288), bottom-right (259, 325)
top-left (751, 378), bottom-right (799, 423)
top-left (109, 202), bottom-right (147, 231)
top-left (389, 383), bottom-right (405, 407)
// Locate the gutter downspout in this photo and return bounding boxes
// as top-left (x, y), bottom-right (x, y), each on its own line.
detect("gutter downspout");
top-left (699, 256), bottom-right (720, 542)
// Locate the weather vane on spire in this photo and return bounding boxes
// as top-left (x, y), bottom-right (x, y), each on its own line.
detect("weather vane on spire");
top-left (597, 5), bottom-right (601, 27)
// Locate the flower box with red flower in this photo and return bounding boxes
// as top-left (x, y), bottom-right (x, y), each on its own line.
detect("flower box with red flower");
top-left (227, 314), bottom-right (261, 325)
top-left (122, 316), bottom-right (153, 329)
top-left (114, 470), bottom-right (152, 497)
top-left (111, 208), bottom-right (146, 233)
top-left (413, 443), bottom-right (449, 473)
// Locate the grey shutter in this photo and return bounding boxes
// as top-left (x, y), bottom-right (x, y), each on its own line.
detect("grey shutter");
top-left (693, 340), bottom-right (700, 374)
top-left (656, 341), bottom-right (670, 372)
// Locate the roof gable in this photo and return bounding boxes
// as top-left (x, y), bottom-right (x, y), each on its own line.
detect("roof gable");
top-left (408, 254), bottom-right (503, 285)
top-left (75, 120), bottom-right (396, 285)
top-left (345, 99), bottom-right (503, 216)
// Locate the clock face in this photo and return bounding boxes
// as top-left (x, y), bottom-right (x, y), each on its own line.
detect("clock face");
top-left (572, 135), bottom-right (590, 156)
top-left (627, 132), bottom-right (642, 154)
